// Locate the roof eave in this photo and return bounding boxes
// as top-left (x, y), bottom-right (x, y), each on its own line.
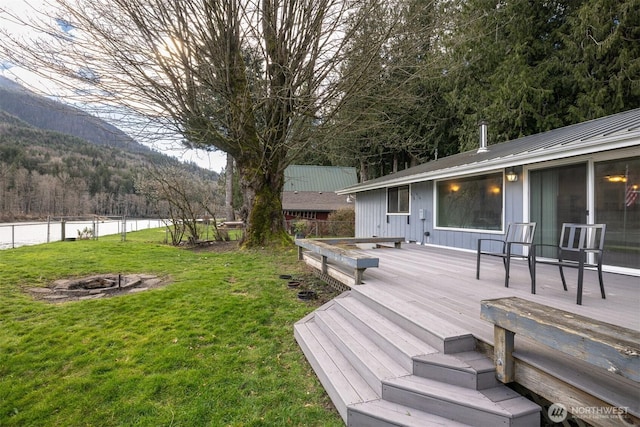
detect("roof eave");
top-left (337, 133), bottom-right (640, 195)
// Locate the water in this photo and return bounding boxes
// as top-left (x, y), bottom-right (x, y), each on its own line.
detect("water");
top-left (0, 218), bottom-right (166, 250)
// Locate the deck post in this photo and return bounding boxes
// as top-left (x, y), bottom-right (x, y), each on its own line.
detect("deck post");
top-left (297, 245), bottom-right (304, 261)
top-left (321, 255), bottom-right (328, 275)
top-left (494, 325), bottom-right (515, 383)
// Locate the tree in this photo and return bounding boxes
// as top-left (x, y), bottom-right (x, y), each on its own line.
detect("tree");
top-left (320, 0), bottom-right (456, 180)
top-left (563, 0), bottom-right (640, 122)
top-left (1, 0), bottom-right (387, 247)
top-left (135, 164), bottom-right (221, 245)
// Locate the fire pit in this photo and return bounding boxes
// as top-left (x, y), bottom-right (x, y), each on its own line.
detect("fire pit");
top-left (28, 274), bottom-right (166, 302)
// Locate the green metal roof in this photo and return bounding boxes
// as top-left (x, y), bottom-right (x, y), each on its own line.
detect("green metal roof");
top-left (284, 165), bottom-right (357, 192)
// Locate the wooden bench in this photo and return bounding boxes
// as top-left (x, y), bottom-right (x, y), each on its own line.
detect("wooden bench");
top-left (309, 237), bottom-right (404, 249)
top-left (295, 237), bottom-right (403, 286)
top-left (480, 297), bottom-right (640, 384)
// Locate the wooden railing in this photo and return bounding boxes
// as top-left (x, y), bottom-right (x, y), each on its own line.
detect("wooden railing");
top-left (480, 297), bottom-right (640, 384)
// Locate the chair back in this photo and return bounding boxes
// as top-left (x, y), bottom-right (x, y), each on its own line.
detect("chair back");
top-left (505, 222), bottom-right (536, 245)
top-left (559, 223), bottom-right (606, 251)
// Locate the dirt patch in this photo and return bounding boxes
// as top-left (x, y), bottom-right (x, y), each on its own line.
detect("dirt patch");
top-left (27, 274), bottom-right (171, 303)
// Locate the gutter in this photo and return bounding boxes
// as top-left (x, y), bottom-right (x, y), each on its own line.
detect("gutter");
top-left (337, 133), bottom-right (640, 195)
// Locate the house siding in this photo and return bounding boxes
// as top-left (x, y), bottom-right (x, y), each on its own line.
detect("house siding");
top-left (356, 176), bottom-right (526, 252)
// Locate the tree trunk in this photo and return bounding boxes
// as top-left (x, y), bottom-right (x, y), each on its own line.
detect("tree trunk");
top-left (238, 161), bottom-right (289, 247)
top-left (225, 153), bottom-right (235, 222)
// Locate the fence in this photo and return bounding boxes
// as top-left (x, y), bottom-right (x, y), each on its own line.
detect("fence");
top-left (0, 217), bottom-right (166, 250)
top-left (285, 219), bottom-right (355, 238)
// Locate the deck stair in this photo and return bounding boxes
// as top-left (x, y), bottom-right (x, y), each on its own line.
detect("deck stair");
top-left (294, 289), bottom-right (541, 426)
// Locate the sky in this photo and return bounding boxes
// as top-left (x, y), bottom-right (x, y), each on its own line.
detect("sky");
top-left (0, 0), bottom-right (228, 173)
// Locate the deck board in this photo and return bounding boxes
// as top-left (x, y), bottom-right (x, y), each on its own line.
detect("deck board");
top-left (361, 244), bottom-right (639, 331)
top-left (350, 244), bottom-right (640, 417)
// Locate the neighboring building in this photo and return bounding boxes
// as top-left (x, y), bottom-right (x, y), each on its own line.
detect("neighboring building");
top-left (337, 108), bottom-right (640, 275)
top-left (283, 165), bottom-right (357, 221)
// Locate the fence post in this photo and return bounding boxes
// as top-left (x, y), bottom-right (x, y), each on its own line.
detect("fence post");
top-left (61, 218), bottom-right (66, 241)
top-left (121, 216), bottom-right (126, 242)
top-left (11, 224), bottom-right (15, 249)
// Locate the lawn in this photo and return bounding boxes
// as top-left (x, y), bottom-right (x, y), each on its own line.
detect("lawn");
top-left (0, 229), bottom-right (343, 426)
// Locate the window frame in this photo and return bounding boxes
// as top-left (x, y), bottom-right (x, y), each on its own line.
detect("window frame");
top-left (434, 172), bottom-right (504, 232)
top-left (386, 184), bottom-right (410, 215)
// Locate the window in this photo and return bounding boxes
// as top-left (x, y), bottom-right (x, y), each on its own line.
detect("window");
top-left (436, 173), bottom-right (503, 230)
top-left (387, 185), bottom-right (410, 214)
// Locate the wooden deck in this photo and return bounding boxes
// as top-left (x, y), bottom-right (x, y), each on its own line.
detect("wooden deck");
top-left (295, 242), bottom-right (639, 426)
top-left (361, 243), bottom-right (638, 333)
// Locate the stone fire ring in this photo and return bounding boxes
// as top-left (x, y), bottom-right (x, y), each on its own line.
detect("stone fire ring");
top-left (28, 274), bottom-right (166, 303)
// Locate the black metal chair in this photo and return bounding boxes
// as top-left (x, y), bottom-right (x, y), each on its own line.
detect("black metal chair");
top-left (476, 222), bottom-right (537, 288)
top-left (532, 223), bottom-right (606, 305)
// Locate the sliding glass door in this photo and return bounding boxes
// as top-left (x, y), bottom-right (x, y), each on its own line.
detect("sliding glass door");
top-left (594, 157), bottom-right (640, 269)
top-left (529, 163), bottom-right (587, 258)
top-left (529, 157), bottom-right (639, 269)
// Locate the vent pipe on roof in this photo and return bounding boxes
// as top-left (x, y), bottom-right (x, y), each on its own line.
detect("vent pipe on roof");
top-left (477, 120), bottom-right (488, 153)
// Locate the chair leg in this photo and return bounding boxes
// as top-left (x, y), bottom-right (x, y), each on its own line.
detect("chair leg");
top-left (504, 257), bottom-right (510, 288)
top-left (504, 245), bottom-right (511, 288)
top-left (476, 252), bottom-right (481, 280)
top-left (529, 262), bottom-right (536, 295)
top-left (531, 257), bottom-right (536, 294)
top-left (597, 258), bottom-right (606, 299)
top-left (558, 266), bottom-right (568, 291)
top-left (577, 259), bottom-right (585, 305)
top-left (527, 256), bottom-right (534, 293)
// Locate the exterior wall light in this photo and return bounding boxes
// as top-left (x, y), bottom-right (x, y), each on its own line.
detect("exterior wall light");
top-left (506, 168), bottom-right (518, 182)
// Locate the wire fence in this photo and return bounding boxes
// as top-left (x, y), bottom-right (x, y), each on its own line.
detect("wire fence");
top-left (284, 219), bottom-right (355, 238)
top-left (0, 217), bottom-right (166, 250)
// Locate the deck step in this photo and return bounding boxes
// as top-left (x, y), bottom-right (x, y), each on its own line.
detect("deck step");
top-left (351, 285), bottom-right (476, 354)
top-left (383, 375), bottom-right (540, 427)
top-left (348, 399), bottom-right (472, 426)
top-left (294, 308), bottom-right (378, 423)
top-left (333, 293), bottom-right (439, 371)
top-left (314, 303), bottom-right (408, 394)
top-left (295, 293), bottom-right (540, 426)
top-left (413, 351), bottom-right (499, 390)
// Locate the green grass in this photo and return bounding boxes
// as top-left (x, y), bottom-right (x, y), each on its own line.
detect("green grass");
top-left (0, 230), bottom-right (342, 426)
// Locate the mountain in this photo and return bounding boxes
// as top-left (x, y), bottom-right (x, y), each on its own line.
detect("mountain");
top-left (0, 76), bottom-right (219, 221)
top-left (0, 75), bottom-right (151, 154)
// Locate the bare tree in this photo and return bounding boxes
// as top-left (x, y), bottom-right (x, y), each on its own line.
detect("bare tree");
top-left (1, 0), bottom-right (391, 246)
top-left (135, 164), bottom-right (220, 245)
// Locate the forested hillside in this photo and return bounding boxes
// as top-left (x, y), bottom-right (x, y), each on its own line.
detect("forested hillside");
top-left (0, 75), bottom-right (149, 154)
top-left (0, 86), bottom-right (219, 221)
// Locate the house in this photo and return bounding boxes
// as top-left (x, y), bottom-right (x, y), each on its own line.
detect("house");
top-left (283, 165), bottom-right (357, 221)
top-left (337, 108), bottom-right (640, 275)
top-left (293, 110), bottom-right (640, 426)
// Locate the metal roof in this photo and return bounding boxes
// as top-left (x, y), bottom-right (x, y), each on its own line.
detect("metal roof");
top-left (337, 108), bottom-right (640, 194)
top-left (284, 165), bottom-right (358, 192)
top-left (282, 191), bottom-right (353, 212)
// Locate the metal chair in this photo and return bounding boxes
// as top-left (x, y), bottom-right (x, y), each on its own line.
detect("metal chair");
top-left (532, 223), bottom-right (606, 305)
top-left (476, 222), bottom-right (537, 288)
